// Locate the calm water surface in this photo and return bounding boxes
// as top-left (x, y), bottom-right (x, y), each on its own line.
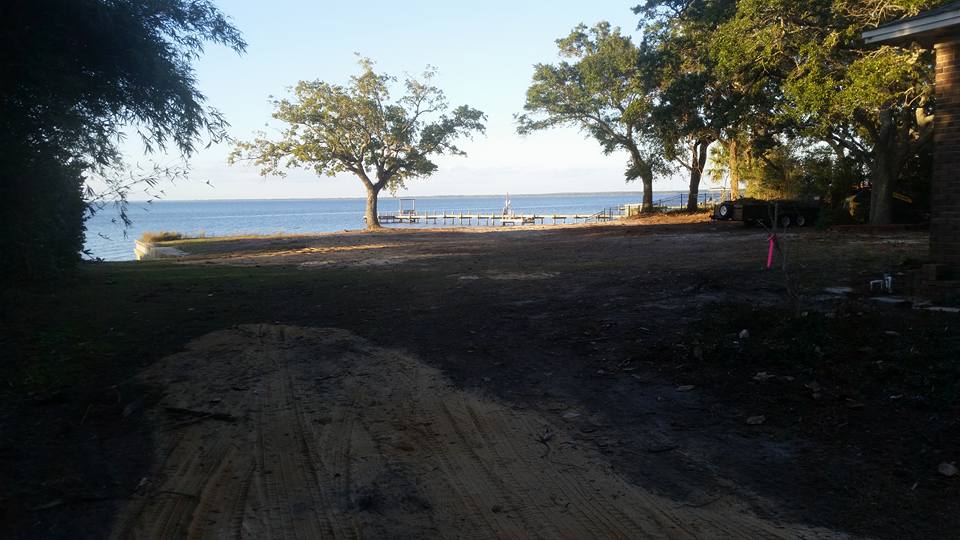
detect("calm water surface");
top-left (84, 191), bottom-right (691, 261)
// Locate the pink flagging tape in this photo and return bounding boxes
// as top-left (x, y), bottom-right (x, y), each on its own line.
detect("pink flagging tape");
top-left (767, 234), bottom-right (776, 269)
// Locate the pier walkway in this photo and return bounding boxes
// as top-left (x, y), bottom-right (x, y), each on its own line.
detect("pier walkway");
top-left (376, 209), bottom-right (619, 225)
top-left (374, 191), bottom-right (725, 226)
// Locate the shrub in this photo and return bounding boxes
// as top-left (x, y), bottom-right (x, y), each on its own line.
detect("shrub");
top-left (0, 149), bottom-right (87, 281)
top-left (139, 231), bottom-right (183, 243)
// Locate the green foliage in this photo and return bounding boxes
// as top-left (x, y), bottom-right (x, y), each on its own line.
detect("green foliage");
top-left (639, 2), bottom-right (735, 151)
top-left (231, 59), bottom-right (485, 227)
top-left (709, 135), bottom-right (866, 203)
top-left (1, 0), bottom-right (245, 279)
top-left (517, 23), bottom-right (667, 208)
top-left (636, 1), bottom-right (784, 209)
top-left (739, 145), bottom-right (838, 201)
top-left (0, 144), bottom-right (87, 278)
top-left (2, 0), bottom-right (246, 167)
top-left (706, 0), bottom-right (945, 222)
top-left (636, 0), bottom-right (945, 223)
top-left (798, 147), bottom-right (867, 205)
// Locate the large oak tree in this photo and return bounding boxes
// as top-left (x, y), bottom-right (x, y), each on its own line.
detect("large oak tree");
top-left (710, 0), bottom-right (944, 223)
top-left (637, 2), bottom-right (730, 210)
top-left (517, 23), bottom-right (668, 211)
top-left (230, 59), bottom-right (485, 228)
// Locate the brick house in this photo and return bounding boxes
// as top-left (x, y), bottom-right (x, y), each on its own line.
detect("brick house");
top-left (864, 3), bottom-right (960, 293)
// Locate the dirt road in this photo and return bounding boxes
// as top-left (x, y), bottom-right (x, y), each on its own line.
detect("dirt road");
top-left (112, 324), bottom-right (844, 539)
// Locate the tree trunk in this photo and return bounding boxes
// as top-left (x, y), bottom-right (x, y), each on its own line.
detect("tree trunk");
top-left (686, 141), bottom-right (709, 211)
top-left (625, 147), bottom-right (654, 212)
top-left (869, 153), bottom-right (895, 225)
top-left (641, 170), bottom-right (654, 212)
top-left (865, 107), bottom-right (931, 225)
top-left (364, 184), bottom-right (382, 229)
top-left (726, 139), bottom-right (740, 200)
top-left (858, 108), bottom-right (924, 225)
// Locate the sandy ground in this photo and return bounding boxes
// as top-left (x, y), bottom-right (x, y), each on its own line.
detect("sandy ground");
top-left (168, 216), bottom-right (925, 284)
top-left (112, 324), bottom-right (844, 539)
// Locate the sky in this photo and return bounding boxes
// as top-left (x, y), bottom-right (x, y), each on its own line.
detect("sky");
top-left (117, 0), bottom-right (702, 201)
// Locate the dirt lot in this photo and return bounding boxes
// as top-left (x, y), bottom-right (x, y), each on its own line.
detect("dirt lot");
top-left (2, 215), bottom-right (958, 539)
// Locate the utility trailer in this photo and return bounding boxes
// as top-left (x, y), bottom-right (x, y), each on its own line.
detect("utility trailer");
top-left (712, 198), bottom-right (820, 227)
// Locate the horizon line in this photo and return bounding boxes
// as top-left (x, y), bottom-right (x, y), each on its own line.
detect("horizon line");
top-left (123, 188), bottom-right (720, 204)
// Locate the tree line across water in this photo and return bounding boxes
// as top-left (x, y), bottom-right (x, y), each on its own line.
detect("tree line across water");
top-left (1, 0), bottom-right (945, 279)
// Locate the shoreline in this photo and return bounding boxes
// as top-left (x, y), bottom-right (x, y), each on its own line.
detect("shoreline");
top-left (85, 191), bottom-right (701, 261)
top-left (132, 211), bottom-right (715, 261)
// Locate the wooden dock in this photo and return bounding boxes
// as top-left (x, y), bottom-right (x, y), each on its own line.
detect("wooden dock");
top-left (376, 211), bottom-right (618, 226)
top-left (373, 191), bottom-right (727, 227)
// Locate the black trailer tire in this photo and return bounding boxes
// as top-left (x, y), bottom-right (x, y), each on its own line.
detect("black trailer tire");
top-left (795, 214), bottom-right (807, 227)
top-left (779, 214), bottom-right (792, 228)
top-left (717, 202), bottom-right (733, 220)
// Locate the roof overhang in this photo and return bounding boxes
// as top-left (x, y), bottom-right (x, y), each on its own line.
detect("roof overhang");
top-left (863, 5), bottom-right (960, 47)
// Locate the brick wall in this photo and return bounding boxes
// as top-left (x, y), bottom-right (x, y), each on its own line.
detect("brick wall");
top-left (933, 42), bottom-right (960, 272)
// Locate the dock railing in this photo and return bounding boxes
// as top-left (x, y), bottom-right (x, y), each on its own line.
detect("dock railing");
top-left (375, 205), bottom-right (626, 226)
top-left (372, 193), bottom-right (720, 226)
top-left (651, 191), bottom-right (723, 211)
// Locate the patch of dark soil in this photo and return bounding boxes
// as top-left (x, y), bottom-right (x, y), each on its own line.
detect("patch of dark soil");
top-left (639, 301), bottom-right (960, 539)
top-left (0, 381), bottom-right (158, 539)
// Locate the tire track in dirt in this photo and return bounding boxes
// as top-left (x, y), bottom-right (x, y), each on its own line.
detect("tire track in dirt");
top-left (110, 325), bottom-right (850, 539)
